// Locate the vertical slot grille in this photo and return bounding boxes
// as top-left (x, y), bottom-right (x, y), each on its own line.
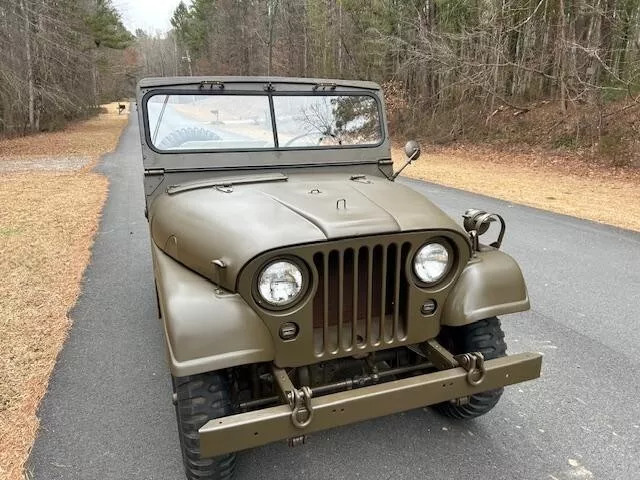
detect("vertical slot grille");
top-left (313, 241), bottom-right (410, 356)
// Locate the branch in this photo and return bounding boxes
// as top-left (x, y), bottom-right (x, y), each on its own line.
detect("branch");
top-left (602, 94), bottom-right (640, 118)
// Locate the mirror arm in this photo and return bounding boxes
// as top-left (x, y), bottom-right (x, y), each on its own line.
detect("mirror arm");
top-left (377, 159), bottom-right (394, 181)
top-left (390, 150), bottom-right (419, 181)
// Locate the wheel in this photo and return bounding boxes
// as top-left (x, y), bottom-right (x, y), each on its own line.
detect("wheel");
top-left (159, 127), bottom-right (220, 149)
top-left (432, 317), bottom-right (507, 419)
top-left (173, 372), bottom-right (236, 480)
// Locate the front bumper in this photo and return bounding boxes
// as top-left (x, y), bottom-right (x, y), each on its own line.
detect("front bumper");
top-left (199, 351), bottom-right (542, 456)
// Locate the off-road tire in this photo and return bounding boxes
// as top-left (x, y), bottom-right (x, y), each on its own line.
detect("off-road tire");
top-left (433, 317), bottom-right (507, 419)
top-left (173, 373), bottom-right (236, 480)
top-left (159, 127), bottom-right (220, 149)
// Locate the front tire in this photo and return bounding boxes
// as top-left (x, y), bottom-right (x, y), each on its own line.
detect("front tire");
top-left (433, 317), bottom-right (507, 419)
top-left (173, 373), bottom-right (236, 480)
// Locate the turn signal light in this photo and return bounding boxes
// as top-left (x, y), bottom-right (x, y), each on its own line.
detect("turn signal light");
top-left (421, 299), bottom-right (437, 316)
top-left (279, 322), bottom-right (299, 340)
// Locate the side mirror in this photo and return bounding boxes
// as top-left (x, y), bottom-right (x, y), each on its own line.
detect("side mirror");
top-left (391, 140), bottom-right (421, 181)
top-left (404, 140), bottom-right (421, 161)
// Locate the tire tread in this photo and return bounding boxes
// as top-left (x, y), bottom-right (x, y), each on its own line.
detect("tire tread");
top-left (174, 372), bottom-right (236, 480)
top-left (433, 317), bottom-right (507, 420)
top-left (158, 127), bottom-right (220, 150)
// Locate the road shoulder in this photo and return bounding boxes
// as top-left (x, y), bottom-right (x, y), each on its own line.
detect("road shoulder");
top-left (392, 146), bottom-right (640, 232)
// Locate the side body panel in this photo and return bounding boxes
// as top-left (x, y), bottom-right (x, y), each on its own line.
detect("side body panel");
top-left (442, 248), bottom-right (530, 326)
top-left (152, 243), bottom-right (275, 376)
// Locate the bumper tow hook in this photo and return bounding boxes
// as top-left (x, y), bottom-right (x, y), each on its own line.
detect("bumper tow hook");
top-left (288, 386), bottom-right (314, 429)
top-left (454, 352), bottom-right (486, 386)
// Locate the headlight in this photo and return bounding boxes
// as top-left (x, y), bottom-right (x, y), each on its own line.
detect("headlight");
top-left (413, 242), bottom-right (451, 285)
top-left (257, 260), bottom-right (304, 307)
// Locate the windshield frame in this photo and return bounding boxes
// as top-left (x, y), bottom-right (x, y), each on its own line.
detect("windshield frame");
top-left (141, 89), bottom-right (385, 155)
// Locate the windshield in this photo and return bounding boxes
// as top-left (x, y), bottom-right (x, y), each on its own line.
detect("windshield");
top-left (146, 93), bottom-right (382, 152)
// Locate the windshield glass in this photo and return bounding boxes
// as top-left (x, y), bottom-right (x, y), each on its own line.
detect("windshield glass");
top-left (146, 93), bottom-right (382, 151)
top-left (273, 95), bottom-right (381, 147)
top-left (147, 94), bottom-right (275, 151)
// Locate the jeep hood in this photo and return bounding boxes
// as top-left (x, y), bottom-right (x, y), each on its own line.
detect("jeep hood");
top-left (150, 173), bottom-right (468, 291)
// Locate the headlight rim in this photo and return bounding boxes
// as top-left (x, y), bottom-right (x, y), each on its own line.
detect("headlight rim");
top-left (412, 238), bottom-right (455, 288)
top-left (253, 256), bottom-right (310, 311)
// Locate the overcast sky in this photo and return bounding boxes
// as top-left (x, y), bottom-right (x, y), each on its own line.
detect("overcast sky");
top-left (114, 0), bottom-right (183, 34)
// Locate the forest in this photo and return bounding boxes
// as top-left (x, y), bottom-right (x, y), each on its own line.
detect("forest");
top-left (0, 0), bottom-right (132, 134)
top-left (2, 0), bottom-right (640, 163)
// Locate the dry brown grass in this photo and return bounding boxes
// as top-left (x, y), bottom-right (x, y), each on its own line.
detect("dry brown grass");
top-left (0, 103), bottom-right (127, 480)
top-left (0, 103), bottom-right (128, 159)
top-left (392, 145), bottom-right (640, 232)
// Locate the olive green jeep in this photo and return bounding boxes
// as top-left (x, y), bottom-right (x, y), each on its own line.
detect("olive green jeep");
top-left (136, 76), bottom-right (542, 480)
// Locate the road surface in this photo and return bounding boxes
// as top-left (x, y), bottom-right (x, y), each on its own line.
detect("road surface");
top-left (29, 114), bottom-right (640, 479)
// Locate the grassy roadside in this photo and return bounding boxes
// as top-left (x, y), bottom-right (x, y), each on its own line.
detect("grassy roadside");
top-left (392, 146), bottom-right (640, 232)
top-left (0, 104), bottom-right (128, 480)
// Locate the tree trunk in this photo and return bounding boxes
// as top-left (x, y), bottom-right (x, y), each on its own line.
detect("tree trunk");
top-left (267, 1), bottom-right (278, 76)
top-left (20, 0), bottom-right (35, 131)
top-left (558, 0), bottom-right (568, 112)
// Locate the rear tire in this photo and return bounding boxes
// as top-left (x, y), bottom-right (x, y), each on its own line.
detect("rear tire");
top-left (173, 372), bottom-right (236, 480)
top-left (432, 317), bottom-right (507, 419)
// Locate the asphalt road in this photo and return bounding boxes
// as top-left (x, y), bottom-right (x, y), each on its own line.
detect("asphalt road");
top-left (29, 114), bottom-right (640, 480)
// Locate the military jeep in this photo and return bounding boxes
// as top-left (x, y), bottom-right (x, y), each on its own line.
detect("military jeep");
top-left (136, 76), bottom-right (542, 480)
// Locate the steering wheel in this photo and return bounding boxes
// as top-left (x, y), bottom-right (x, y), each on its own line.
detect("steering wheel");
top-left (283, 132), bottom-right (341, 147)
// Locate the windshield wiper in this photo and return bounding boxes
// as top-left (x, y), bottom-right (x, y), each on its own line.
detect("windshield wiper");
top-left (152, 95), bottom-right (170, 144)
top-left (312, 82), bottom-right (337, 91)
top-left (199, 80), bottom-right (225, 90)
top-left (167, 172), bottom-right (288, 195)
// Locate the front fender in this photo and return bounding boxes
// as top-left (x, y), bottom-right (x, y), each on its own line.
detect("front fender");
top-left (442, 248), bottom-right (529, 326)
top-left (152, 243), bottom-right (275, 376)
